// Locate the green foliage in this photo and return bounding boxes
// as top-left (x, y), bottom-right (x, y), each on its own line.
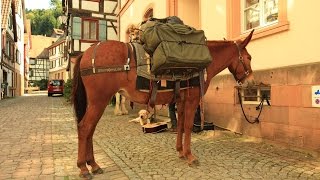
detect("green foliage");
top-left (33, 79), bottom-right (48, 90)
top-left (63, 79), bottom-right (72, 102)
top-left (26, 1), bottom-right (62, 36)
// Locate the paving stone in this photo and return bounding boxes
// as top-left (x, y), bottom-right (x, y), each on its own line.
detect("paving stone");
top-left (1, 94), bottom-right (320, 179)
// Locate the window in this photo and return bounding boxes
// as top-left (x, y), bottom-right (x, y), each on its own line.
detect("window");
top-left (51, 61), bottom-right (56, 69)
top-left (59, 58), bottom-right (63, 66)
top-left (238, 86), bottom-right (271, 105)
top-left (227, 0), bottom-right (289, 40)
top-left (243, 0), bottom-right (278, 31)
top-left (30, 59), bottom-right (36, 65)
top-left (30, 69), bottom-right (34, 77)
top-left (82, 19), bottom-right (98, 40)
top-left (8, 8), bottom-right (13, 30)
top-left (16, 50), bottom-right (21, 64)
top-left (17, 26), bottom-right (21, 41)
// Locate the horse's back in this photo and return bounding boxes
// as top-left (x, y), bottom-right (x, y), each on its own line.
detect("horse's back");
top-left (80, 40), bottom-right (128, 69)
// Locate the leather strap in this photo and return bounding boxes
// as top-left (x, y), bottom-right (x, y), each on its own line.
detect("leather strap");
top-left (174, 80), bottom-right (181, 102)
top-left (149, 81), bottom-right (158, 108)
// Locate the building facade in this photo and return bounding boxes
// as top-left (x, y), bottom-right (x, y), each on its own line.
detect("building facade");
top-left (23, 19), bottom-right (31, 90)
top-left (1, 0), bottom-right (17, 99)
top-left (63, 0), bottom-right (119, 78)
top-left (48, 36), bottom-right (69, 81)
top-left (14, 0), bottom-right (25, 96)
top-left (28, 35), bottom-right (57, 85)
top-left (118, 0), bottom-right (320, 151)
top-left (0, 0), bottom-right (2, 99)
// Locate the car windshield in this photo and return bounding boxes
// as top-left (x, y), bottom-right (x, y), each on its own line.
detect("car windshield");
top-left (50, 80), bottom-right (63, 86)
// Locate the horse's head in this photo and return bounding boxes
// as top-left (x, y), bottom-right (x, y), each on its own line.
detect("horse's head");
top-left (228, 30), bottom-right (255, 87)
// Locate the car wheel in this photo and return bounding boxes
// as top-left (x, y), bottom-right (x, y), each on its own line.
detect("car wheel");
top-left (48, 93), bottom-right (52, 97)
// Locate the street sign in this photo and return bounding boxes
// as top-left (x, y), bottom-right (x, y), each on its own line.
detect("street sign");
top-left (312, 85), bottom-right (320, 107)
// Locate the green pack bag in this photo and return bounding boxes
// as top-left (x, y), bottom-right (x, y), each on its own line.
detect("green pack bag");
top-left (140, 21), bottom-right (212, 76)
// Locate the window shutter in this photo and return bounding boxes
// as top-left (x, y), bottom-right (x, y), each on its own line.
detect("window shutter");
top-left (72, 17), bottom-right (82, 40)
top-left (99, 20), bottom-right (107, 40)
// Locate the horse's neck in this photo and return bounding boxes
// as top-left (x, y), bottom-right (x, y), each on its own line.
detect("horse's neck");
top-left (205, 41), bottom-right (236, 88)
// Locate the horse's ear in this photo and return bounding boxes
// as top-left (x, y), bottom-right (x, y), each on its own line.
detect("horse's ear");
top-left (241, 29), bottom-right (254, 48)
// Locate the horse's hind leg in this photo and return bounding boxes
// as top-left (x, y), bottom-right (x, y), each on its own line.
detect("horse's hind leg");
top-left (114, 93), bottom-right (122, 115)
top-left (77, 102), bottom-right (107, 177)
top-left (120, 96), bottom-right (128, 115)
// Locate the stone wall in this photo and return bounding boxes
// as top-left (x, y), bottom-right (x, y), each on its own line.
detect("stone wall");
top-left (204, 62), bottom-right (320, 151)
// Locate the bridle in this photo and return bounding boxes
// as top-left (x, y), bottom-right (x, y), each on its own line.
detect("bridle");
top-left (231, 42), bottom-right (252, 85)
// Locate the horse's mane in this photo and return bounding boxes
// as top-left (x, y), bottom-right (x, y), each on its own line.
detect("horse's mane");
top-left (206, 40), bottom-right (235, 51)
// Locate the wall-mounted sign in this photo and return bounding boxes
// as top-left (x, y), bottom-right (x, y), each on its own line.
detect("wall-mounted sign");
top-left (312, 86), bottom-right (320, 107)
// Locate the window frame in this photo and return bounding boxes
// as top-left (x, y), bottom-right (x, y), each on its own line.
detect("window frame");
top-left (16, 50), bottom-right (21, 64)
top-left (81, 18), bottom-right (99, 41)
top-left (237, 86), bottom-right (271, 105)
top-left (227, 0), bottom-right (289, 40)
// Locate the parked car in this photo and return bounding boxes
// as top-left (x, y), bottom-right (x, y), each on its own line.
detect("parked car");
top-left (48, 79), bottom-right (64, 97)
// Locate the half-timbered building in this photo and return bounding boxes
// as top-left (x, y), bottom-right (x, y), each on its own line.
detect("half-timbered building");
top-left (1, 0), bottom-right (17, 99)
top-left (28, 35), bottom-right (57, 84)
top-left (62, 0), bottom-right (118, 70)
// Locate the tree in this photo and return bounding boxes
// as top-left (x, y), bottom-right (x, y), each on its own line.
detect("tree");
top-left (26, 1), bottom-right (62, 36)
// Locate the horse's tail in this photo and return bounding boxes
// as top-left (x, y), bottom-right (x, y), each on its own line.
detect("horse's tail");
top-left (71, 54), bottom-right (86, 124)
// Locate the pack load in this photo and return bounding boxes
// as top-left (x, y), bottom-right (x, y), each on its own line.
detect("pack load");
top-left (140, 16), bottom-right (212, 77)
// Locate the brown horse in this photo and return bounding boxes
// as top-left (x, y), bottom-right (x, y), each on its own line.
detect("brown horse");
top-left (72, 30), bottom-right (255, 178)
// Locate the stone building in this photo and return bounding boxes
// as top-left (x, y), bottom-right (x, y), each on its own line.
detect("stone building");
top-left (118, 0), bottom-right (320, 151)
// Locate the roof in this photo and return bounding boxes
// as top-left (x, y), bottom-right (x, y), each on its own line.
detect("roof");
top-left (29, 35), bottom-right (58, 59)
top-left (47, 35), bottom-right (66, 49)
top-left (1, 0), bottom-right (12, 29)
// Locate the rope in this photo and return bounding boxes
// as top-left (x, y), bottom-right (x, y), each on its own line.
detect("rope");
top-left (237, 89), bottom-right (270, 124)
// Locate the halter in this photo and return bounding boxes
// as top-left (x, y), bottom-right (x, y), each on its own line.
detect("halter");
top-left (231, 42), bottom-right (252, 85)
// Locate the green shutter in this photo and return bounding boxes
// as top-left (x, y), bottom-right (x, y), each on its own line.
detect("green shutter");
top-left (99, 20), bottom-right (107, 41)
top-left (72, 17), bottom-right (82, 40)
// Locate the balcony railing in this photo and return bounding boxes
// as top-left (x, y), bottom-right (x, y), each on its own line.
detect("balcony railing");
top-left (1, 52), bottom-right (15, 71)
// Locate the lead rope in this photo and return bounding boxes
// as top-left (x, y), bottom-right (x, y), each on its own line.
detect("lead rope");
top-left (237, 89), bottom-right (270, 124)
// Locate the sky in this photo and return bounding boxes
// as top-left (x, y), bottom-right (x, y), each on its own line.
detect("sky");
top-left (25, 0), bottom-right (51, 10)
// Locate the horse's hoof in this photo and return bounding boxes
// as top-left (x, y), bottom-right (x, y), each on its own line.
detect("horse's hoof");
top-left (92, 167), bottom-right (104, 175)
top-left (188, 158), bottom-right (199, 166)
top-left (178, 152), bottom-right (185, 159)
top-left (79, 172), bottom-right (93, 179)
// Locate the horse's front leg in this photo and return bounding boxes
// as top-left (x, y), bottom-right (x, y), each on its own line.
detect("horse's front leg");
top-left (183, 103), bottom-right (199, 165)
top-left (176, 102), bottom-right (185, 158)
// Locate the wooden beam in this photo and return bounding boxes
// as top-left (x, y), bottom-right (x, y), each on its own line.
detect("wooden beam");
top-left (68, 8), bottom-right (117, 17)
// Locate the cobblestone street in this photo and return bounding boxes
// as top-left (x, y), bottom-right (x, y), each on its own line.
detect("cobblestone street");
top-left (1, 92), bottom-right (320, 179)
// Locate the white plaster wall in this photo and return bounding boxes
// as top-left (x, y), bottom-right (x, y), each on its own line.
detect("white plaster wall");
top-left (72, 0), bottom-right (79, 9)
top-left (0, 0), bottom-right (2, 100)
top-left (15, 2), bottom-right (25, 95)
top-left (177, 0), bottom-right (200, 29)
top-left (82, 1), bottom-right (99, 12)
top-left (200, 0), bottom-right (320, 75)
top-left (248, 0), bottom-right (320, 71)
top-left (119, 0), bottom-right (167, 42)
top-left (74, 40), bottom-right (80, 51)
top-left (199, 0), bottom-right (227, 40)
top-left (81, 42), bottom-right (94, 52)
